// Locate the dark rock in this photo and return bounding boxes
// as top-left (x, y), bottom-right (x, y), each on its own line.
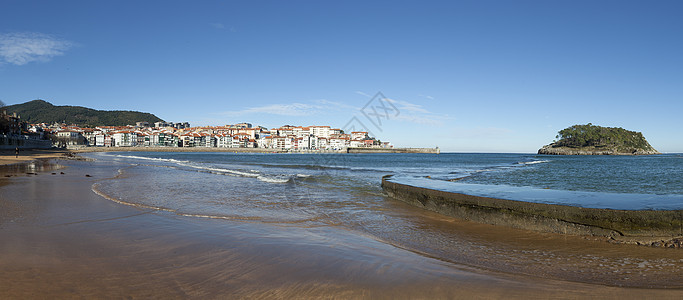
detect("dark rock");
top-left (537, 144), bottom-right (660, 156)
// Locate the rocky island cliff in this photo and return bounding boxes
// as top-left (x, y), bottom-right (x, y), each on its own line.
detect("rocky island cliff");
top-left (538, 124), bottom-right (660, 155)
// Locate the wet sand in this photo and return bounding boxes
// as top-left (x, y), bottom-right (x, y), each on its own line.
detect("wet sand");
top-left (1, 159), bottom-right (682, 298)
top-left (0, 148), bottom-right (71, 165)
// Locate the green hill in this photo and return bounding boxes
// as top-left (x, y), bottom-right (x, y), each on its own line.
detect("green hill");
top-left (3, 100), bottom-right (164, 127)
top-left (538, 123), bottom-right (659, 155)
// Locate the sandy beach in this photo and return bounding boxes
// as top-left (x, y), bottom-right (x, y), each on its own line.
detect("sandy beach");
top-left (0, 156), bottom-right (682, 298)
top-left (0, 149), bottom-right (72, 166)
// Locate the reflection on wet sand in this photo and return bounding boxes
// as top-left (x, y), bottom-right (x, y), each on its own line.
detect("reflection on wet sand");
top-left (366, 202), bottom-right (683, 288)
top-left (0, 158), bottom-right (63, 175)
top-left (0, 160), bottom-right (65, 227)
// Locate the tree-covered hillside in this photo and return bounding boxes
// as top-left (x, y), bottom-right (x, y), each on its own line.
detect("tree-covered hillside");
top-left (4, 100), bottom-right (164, 127)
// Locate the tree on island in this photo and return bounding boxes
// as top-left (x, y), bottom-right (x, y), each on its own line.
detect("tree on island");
top-left (539, 123), bottom-right (659, 155)
top-left (554, 123), bottom-right (651, 149)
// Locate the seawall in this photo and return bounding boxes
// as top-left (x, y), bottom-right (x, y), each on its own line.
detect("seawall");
top-left (0, 135), bottom-right (52, 150)
top-left (381, 175), bottom-right (683, 240)
top-left (347, 147), bottom-right (440, 154)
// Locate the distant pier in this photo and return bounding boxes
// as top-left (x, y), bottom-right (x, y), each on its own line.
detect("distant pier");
top-left (347, 147), bottom-right (440, 154)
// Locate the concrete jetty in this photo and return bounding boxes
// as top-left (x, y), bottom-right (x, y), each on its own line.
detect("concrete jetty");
top-left (381, 175), bottom-right (682, 246)
top-left (347, 147), bottom-right (440, 154)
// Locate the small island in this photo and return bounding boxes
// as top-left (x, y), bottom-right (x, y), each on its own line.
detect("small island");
top-left (538, 123), bottom-right (660, 155)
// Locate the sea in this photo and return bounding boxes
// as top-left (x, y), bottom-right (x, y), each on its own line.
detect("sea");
top-left (84, 152), bottom-right (683, 287)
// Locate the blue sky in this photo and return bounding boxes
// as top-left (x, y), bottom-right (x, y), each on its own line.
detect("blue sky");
top-left (1, 0), bottom-right (681, 152)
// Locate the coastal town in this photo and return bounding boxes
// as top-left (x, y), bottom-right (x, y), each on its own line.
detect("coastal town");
top-left (2, 111), bottom-right (392, 151)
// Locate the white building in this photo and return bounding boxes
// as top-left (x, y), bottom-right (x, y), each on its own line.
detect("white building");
top-left (299, 135), bottom-right (318, 150)
top-left (204, 135), bottom-right (216, 147)
top-left (231, 136), bottom-right (244, 148)
top-left (349, 139), bottom-right (363, 147)
top-left (309, 126), bottom-right (331, 138)
top-left (217, 134), bottom-right (232, 148)
top-left (351, 131), bottom-right (368, 140)
top-left (112, 131), bottom-right (137, 147)
top-left (318, 137), bottom-right (329, 149)
top-left (56, 131), bottom-right (81, 139)
top-left (329, 137), bottom-right (349, 150)
top-left (95, 134), bottom-right (105, 147)
top-left (258, 135), bottom-right (273, 148)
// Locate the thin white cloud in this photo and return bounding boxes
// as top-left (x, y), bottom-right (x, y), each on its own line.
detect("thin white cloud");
top-left (219, 96), bottom-right (450, 127)
top-left (222, 99), bottom-right (360, 118)
top-left (223, 103), bottom-right (323, 117)
top-left (393, 114), bottom-right (446, 126)
top-left (383, 98), bottom-right (450, 126)
top-left (210, 23), bottom-right (236, 32)
top-left (0, 32), bottom-right (74, 65)
top-left (210, 22), bottom-right (225, 29)
top-left (355, 91), bottom-right (372, 98)
top-left (313, 99), bottom-right (359, 110)
top-left (387, 98), bottom-right (430, 113)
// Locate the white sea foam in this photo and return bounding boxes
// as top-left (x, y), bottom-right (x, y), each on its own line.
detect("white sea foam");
top-left (179, 163), bottom-right (260, 178)
top-left (114, 154), bottom-right (188, 164)
top-left (517, 160), bottom-right (550, 165)
top-left (114, 154), bottom-right (261, 177)
top-left (257, 175), bottom-right (291, 183)
top-left (114, 154), bottom-right (298, 183)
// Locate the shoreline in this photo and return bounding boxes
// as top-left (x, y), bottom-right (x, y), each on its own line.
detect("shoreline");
top-left (70, 146), bottom-right (440, 154)
top-left (0, 148), bottom-right (72, 165)
top-left (73, 146), bottom-right (292, 153)
top-left (538, 145), bottom-right (661, 155)
top-left (1, 158), bottom-right (682, 297)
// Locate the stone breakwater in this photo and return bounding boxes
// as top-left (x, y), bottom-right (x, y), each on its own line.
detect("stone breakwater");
top-left (537, 145), bottom-right (660, 155)
top-left (346, 147), bottom-right (440, 154)
top-left (381, 175), bottom-right (682, 246)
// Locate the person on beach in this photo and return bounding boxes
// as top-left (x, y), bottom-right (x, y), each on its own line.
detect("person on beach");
top-left (15, 147), bottom-right (18, 158)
